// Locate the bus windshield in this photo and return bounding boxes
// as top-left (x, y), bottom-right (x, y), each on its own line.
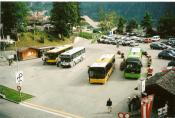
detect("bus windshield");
top-left (88, 67), bottom-right (105, 78)
top-left (45, 53), bottom-right (58, 59)
top-left (60, 55), bottom-right (72, 62)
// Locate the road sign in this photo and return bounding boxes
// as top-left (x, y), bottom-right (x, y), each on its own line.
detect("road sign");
top-left (118, 112), bottom-right (130, 118)
top-left (16, 71), bottom-right (24, 84)
top-left (17, 85), bottom-right (21, 91)
top-left (138, 78), bottom-right (145, 93)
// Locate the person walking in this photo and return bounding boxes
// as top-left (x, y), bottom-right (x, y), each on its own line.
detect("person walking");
top-left (147, 55), bottom-right (152, 67)
top-left (116, 41), bottom-right (119, 48)
top-left (106, 98), bottom-right (112, 113)
top-left (147, 65), bottom-right (153, 77)
top-left (127, 97), bottom-right (132, 112)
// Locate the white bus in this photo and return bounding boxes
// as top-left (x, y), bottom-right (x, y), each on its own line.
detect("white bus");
top-left (59, 47), bottom-right (85, 67)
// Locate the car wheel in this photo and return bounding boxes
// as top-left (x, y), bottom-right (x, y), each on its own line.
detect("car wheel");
top-left (158, 55), bottom-right (162, 59)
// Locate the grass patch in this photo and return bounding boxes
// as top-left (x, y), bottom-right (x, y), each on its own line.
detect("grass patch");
top-left (0, 85), bottom-right (33, 103)
top-left (7, 32), bottom-right (74, 50)
top-left (79, 32), bottom-right (93, 39)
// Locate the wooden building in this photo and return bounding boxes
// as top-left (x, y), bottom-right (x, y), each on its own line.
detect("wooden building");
top-left (146, 69), bottom-right (175, 117)
top-left (17, 46), bottom-right (55, 60)
top-left (31, 46), bottom-right (55, 58)
top-left (17, 48), bottom-right (39, 61)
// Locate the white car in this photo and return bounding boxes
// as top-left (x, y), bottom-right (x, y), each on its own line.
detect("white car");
top-left (152, 36), bottom-right (160, 42)
top-left (130, 41), bottom-right (139, 47)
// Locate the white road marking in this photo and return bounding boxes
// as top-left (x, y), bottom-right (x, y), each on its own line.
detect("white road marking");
top-left (20, 102), bottom-right (83, 118)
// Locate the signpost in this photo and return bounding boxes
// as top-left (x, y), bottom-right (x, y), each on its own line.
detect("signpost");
top-left (16, 71), bottom-right (23, 85)
top-left (16, 71), bottom-right (23, 102)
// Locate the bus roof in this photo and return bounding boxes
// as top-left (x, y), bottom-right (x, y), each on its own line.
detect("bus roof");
top-left (128, 48), bottom-right (142, 59)
top-left (90, 62), bottom-right (108, 68)
top-left (130, 47), bottom-right (141, 52)
top-left (96, 54), bottom-right (115, 62)
top-left (61, 47), bottom-right (85, 55)
top-left (90, 54), bottom-right (115, 68)
top-left (47, 44), bottom-right (72, 53)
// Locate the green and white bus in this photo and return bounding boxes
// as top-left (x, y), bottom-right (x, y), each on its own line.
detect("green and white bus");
top-left (124, 48), bottom-right (142, 79)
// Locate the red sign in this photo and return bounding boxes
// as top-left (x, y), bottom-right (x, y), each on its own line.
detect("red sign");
top-left (141, 94), bottom-right (154, 118)
top-left (118, 112), bottom-right (130, 118)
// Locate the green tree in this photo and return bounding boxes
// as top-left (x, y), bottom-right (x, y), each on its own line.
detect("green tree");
top-left (126, 18), bottom-right (138, 33)
top-left (1, 2), bottom-right (29, 36)
top-left (141, 12), bottom-right (153, 36)
top-left (158, 10), bottom-right (175, 38)
top-left (98, 8), bottom-right (119, 34)
top-left (50, 2), bottom-right (80, 39)
top-left (117, 17), bottom-right (126, 34)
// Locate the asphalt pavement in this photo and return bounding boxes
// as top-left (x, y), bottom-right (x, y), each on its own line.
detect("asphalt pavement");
top-left (0, 37), bottom-right (169, 118)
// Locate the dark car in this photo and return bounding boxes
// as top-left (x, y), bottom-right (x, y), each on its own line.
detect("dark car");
top-left (158, 50), bottom-right (175, 60)
top-left (167, 61), bottom-right (175, 67)
top-left (150, 43), bottom-right (169, 50)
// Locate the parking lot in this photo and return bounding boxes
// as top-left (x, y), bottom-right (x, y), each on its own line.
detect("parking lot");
top-left (0, 37), bottom-right (170, 118)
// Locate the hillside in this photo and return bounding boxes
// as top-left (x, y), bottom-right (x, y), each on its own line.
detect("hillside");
top-left (28, 2), bottom-right (175, 25)
top-left (80, 2), bottom-right (175, 24)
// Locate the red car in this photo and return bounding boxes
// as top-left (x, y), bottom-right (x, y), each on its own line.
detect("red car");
top-left (144, 38), bottom-right (152, 43)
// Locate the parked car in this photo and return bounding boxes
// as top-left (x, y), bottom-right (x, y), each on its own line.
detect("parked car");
top-left (122, 40), bottom-right (130, 46)
top-left (168, 38), bottom-right (175, 42)
top-left (167, 61), bottom-right (175, 67)
top-left (158, 50), bottom-right (175, 60)
top-left (161, 41), bottom-right (172, 46)
top-left (130, 41), bottom-right (139, 47)
top-left (144, 38), bottom-right (152, 43)
top-left (150, 43), bottom-right (170, 50)
top-left (151, 35), bottom-right (160, 42)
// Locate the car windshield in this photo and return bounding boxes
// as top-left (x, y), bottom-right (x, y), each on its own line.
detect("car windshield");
top-left (88, 67), bottom-right (105, 78)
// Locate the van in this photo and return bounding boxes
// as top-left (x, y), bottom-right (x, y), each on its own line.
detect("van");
top-left (152, 36), bottom-right (160, 42)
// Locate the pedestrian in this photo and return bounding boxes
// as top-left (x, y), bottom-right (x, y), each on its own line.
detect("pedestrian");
top-left (135, 95), bottom-right (141, 110)
top-left (106, 98), bottom-right (112, 113)
top-left (147, 55), bottom-right (152, 67)
top-left (147, 65), bottom-right (153, 77)
top-left (116, 41), bottom-right (119, 48)
top-left (131, 96), bottom-right (137, 111)
top-left (127, 97), bottom-right (132, 112)
top-left (121, 53), bottom-right (124, 58)
top-left (117, 49), bottom-right (121, 55)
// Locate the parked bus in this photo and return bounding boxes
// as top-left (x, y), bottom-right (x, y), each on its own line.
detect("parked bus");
top-left (124, 48), bottom-right (142, 79)
top-left (59, 47), bottom-right (85, 67)
top-left (88, 54), bottom-right (115, 84)
top-left (42, 44), bottom-right (73, 65)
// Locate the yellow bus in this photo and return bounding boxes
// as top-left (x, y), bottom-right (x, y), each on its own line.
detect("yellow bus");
top-left (42, 44), bottom-right (73, 65)
top-left (88, 54), bottom-right (115, 84)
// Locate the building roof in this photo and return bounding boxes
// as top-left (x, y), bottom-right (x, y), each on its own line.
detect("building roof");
top-left (146, 69), bottom-right (175, 96)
